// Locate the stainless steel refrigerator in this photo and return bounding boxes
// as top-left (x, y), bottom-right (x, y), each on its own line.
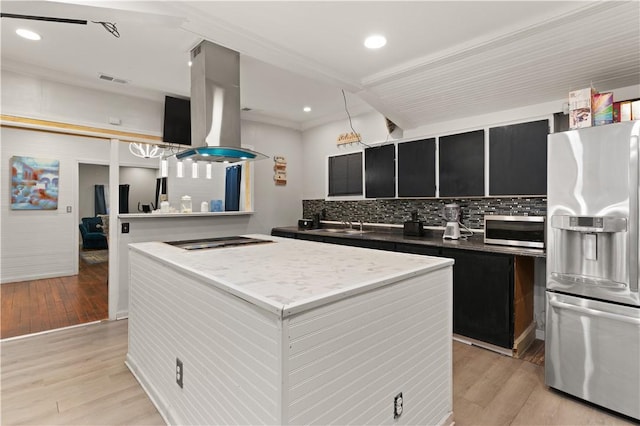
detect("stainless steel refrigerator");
top-left (546, 120), bottom-right (640, 420)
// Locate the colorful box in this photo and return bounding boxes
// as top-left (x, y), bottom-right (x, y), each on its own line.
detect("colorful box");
top-left (620, 101), bottom-right (632, 121)
top-left (613, 102), bottom-right (621, 122)
top-left (592, 92), bottom-right (614, 126)
top-left (632, 100), bottom-right (640, 120)
top-left (569, 88), bottom-right (594, 129)
top-left (209, 199), bottom-right (223, 212)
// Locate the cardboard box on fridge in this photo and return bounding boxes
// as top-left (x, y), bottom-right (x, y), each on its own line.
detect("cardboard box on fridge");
top-left (569, 88), bottom-right (594, 129)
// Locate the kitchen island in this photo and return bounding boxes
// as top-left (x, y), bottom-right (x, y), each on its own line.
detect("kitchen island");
top-left (126, 234), bottom-right (454, 426)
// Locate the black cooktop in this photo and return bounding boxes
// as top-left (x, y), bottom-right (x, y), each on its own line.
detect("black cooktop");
top-left (166, 236), bottom-right (272, 250)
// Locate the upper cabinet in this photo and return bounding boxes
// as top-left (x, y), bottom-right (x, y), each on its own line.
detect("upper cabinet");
top-left (398, 138), bottom-right (436, 197)
top-left (489, 119), bottom-right (548, 196)
top-left (439, 130), bottom-right (485, 197)
top-left (326, 119), bottom-right (550, 200)
top-left (328, 152), bottom-right (363, 196)
top-left (365, 145), bottom-right (395, 198)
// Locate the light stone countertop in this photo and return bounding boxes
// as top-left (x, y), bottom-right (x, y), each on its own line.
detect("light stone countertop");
top-left (129, 234), bottom-right (453, 317)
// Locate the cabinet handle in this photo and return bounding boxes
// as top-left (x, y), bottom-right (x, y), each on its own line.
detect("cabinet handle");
top-left (549, 297), bottom-right (640, 325)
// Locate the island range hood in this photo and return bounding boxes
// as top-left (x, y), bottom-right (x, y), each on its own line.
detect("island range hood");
top-left (175, 40), bottom-right (268, 163)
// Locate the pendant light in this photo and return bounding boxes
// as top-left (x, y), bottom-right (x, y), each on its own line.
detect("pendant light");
top-left (160, 157), bottom-right (168, 178)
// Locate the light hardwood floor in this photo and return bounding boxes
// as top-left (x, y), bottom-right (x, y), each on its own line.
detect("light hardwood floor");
top-left (1, 320), bottom-right (636, 425)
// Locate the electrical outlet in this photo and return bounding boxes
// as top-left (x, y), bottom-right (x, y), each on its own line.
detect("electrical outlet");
top-left (393, 392), bottom-right (403, 419)
top-left (121, 222), bottom-right (129, 233)
top-left (176, 358), bottom-right (183, 388)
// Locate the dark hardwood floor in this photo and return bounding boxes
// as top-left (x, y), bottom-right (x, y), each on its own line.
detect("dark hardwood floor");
top-left (0, 253), bottom-right (108, 339)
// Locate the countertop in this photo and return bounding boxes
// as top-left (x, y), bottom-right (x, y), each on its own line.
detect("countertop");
top-left (119, 211), bottom-right (253, 219)
top-left (272, 226), bottom-right (546, 258)
top-left (129, 234), bottom-right (453, 317)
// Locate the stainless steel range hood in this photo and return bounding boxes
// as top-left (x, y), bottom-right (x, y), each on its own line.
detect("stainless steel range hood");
top-left (175, 40), bottom-right (268, 163)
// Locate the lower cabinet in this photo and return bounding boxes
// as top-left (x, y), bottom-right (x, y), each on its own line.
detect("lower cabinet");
top-left (443, 249), bottom-right (514, 348)
top-left (271, 229), bottom-right (535, 353)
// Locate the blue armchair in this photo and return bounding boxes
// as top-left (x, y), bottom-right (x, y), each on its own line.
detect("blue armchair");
top-left (79, 217), bottom-right (108, 250)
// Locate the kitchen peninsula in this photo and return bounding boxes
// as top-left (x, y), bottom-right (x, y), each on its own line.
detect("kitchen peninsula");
top-left (126, 235), bottom-right (453, 425)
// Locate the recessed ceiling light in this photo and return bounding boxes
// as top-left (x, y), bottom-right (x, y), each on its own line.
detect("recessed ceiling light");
top-left (303, 106), bottom-right (311, 112)
top-left (364, 34), bottom-right (386, 49)
top-left (16, 29), bottom-right (41, 41)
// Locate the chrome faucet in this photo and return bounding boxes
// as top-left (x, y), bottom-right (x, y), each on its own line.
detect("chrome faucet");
top-left (359, 220), bottom-right (364, 232)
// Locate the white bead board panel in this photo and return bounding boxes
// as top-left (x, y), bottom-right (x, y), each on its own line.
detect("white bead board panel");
top-left (285, 267), bottom-right (453, 425)
top-left (126, 250), bottom-right (282, 425)
top-left (127, 246), bottom-right (452, 425)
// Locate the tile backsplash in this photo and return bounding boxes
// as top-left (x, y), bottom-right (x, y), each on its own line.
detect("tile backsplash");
top-left (303, 197), bottom-right (546, 229)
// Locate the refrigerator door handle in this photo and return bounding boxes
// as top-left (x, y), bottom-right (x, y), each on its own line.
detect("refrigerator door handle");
top-left (549, 297), bottom-right (640, 325)
top-left (633, 132), bottom-right (639, 293)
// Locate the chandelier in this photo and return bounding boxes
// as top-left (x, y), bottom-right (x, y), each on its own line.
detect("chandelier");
top-left (129, 143), bottom-right (164, 159)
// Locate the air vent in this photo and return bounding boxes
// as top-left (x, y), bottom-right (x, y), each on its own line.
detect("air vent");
top-left (98, 73), bottom-right (128, 84)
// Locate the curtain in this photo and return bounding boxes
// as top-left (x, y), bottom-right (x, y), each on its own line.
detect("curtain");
top-left (225, 165), bottom-right (242, 211)
top-left (94, 184), bottom-right (107, 215)
top-left (119, 184), bottom-right (130, 214)
top-left (154, 177), bottom-right (167, 208)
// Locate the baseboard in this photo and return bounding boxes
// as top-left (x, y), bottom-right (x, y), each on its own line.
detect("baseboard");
top-left (452, 334), bottom-right (513, 357)
top-left (125, 354), bottom-right (173, 426)
top-left (1, 270), bottom-right (75, 284)
top-left (439, 411), bottom-right (454, 426)
top-left (536, 328), bottom-right (545, 340)
top-left (0, 320), bottom-right (103, 342)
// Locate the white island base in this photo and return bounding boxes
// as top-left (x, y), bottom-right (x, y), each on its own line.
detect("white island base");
top-left (126, 235), bottom-right (454, 425)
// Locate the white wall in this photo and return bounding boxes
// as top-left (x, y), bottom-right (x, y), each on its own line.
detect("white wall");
top-left (301, 85), bottom-right (640, 201)
top-left (243, 120), bottom-right (304, 229)
top-left (1, 69), bottom-right (163, 135)
top-left (0, 127), bottom-right (110, 282)
top-left (404, 84), bottom-right (640, 139)
top-left (120, 166), bottom-right (158, 212)
top-left (1, 70), bottom-right (304, 322)
top-left (301, 110), bottom-right (389, 199)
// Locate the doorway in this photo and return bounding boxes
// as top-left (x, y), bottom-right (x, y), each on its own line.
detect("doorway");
top-left (0, 162), bottom-right (110, 339)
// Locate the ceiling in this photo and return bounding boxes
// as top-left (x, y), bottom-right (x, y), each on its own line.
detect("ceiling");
top-left (1, 1), bottom-right (639, 132)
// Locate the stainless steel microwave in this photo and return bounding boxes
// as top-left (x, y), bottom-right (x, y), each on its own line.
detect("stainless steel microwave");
top-left (484, 215), bottom-right (545, 249)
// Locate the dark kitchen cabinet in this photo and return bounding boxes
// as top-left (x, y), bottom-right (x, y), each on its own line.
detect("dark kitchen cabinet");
top-left (365, 145), bottom-right (395, 198)
top-left (328, 152), bottom-right (363, 196)
top-left (271, 229), bottom-right (297, 239)
top-left (442, 248), bottom-right (514, 348)
top-left (323, 235), bottom-right (396, 251)
top-left (489, 119), bottom-right (548, 196)
top-left (394, 242), bottom-right (441, 257)
top-left (439, 130), bottom-right (485, 197)
top-left (271, 227), bottom-right (536, 354)
top-left (398, 138), bottom-right (436, 197)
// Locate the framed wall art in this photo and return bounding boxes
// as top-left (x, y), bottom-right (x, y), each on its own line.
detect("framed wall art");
top-left (10, 156), bottom-right (60, 210)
